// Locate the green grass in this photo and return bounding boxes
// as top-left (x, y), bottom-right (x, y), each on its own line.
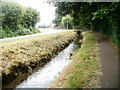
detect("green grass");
top-left (63, 31), bottom-right (100, 88)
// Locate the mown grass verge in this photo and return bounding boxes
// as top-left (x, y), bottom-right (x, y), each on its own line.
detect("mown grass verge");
top-left (49, 31), bottom-right (100, 88)
top-left (0, 31), bottom-right (76, 85)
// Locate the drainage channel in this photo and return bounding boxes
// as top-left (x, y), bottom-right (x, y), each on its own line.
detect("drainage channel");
top-left (3, 36), bottom-right (81, 89)
top-left (15, 42), bottom-right (78, 88)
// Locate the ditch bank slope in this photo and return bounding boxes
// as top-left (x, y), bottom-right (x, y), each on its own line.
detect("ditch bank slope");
top-left (0, 31), bottom-right (76, 85)
top-left (49, 31), bottom-right (100, 88)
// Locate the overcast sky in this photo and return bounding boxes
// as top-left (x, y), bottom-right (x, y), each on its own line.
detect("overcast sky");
top-left (15, 0), bottom-right (56, 26)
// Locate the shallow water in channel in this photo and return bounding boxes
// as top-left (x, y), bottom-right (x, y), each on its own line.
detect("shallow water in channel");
top-left (15, 36), bottom-right (82, 88)
top-left (15, 42), bottom-right (77, 88)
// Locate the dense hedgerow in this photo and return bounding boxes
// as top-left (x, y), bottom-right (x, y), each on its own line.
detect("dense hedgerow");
top-left (0, 27), bottom-right (40, 38)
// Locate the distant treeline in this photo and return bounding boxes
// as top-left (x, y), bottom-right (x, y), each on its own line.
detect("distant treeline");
top-left (0, 1), bottom-right (40, 38)
top-left (53, 2), bottom-right (120, 48)
top-left (38, 25), bottom-right (49, 28)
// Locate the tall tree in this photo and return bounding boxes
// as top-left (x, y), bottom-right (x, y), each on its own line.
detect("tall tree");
top-left (1, 1), bottom-right (23, 31)
top-left (54, 2), bottom-right (120, 47)
top-left (22, 7), bottom-right (40, 28)
top-left (61, 14), bottom-right (73, 29)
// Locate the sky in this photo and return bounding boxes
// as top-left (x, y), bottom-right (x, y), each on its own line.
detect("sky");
top-left (15, 0), bottom-right (56, 26)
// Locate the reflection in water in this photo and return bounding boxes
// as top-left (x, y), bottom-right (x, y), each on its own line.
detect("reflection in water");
top-left (16, 42), bottom-right (78, 88)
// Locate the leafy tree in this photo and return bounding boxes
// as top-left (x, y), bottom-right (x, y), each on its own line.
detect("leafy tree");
top-left (22, 7), bottom-right (40, 28)
top-left (1, 1), bottom-right (23, 31)
top-left (54, 2), bottom-right (120, 47)
top-left (91, 2), bottom-right (120, 47)
top-left (53, 2), bottom-right (72, 28)
top-left (61, 14), bottom-right (73, 29)
top-left (1, 1), bottom-right (40, 38)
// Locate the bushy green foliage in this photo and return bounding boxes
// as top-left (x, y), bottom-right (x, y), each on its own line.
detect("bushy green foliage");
top-left (61, 14), bottom-right (73, 29)
top-left (1, 2), bottom-right (23, 31)
top-left (0, 27), bottom-right (40, 38)
top-left (54, 2), bottom-right (120, 48)
top-left (92, 2), bottom-right (120, 47)
top-left (53, 2), bottom-right (94, 29)
top-left (0, 28), bottom-right (5, 38)
top-left (1, 1), bottom-right (40, 38)
top-left (22, 7), bottom-right (40, 28)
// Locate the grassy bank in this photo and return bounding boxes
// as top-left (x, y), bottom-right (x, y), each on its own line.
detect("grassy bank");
top-left (0, 31), bottom-right (76, 85)
top-left (49, 31), bottom-right (100, 88)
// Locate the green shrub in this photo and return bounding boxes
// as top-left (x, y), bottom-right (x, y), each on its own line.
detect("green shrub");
top-left (0, 28), bottom-right (5, 38)
top-left (0, 27), bottom-right (40, 39)
top-left (1, 1), bottom-right (40, 38)
top-left (17, 28), bottom-right (31, 35)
